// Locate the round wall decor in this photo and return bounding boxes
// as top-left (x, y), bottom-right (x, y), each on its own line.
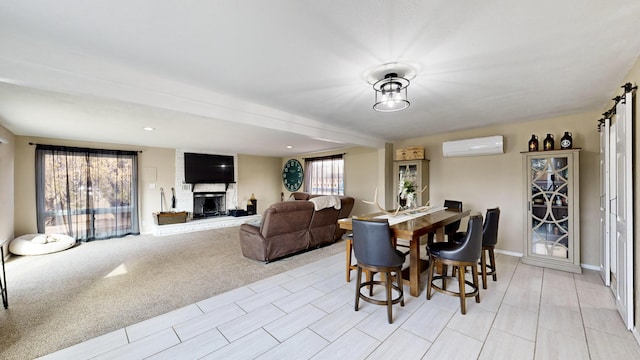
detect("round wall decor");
top-left (282, 159), bottom-right (304, 191)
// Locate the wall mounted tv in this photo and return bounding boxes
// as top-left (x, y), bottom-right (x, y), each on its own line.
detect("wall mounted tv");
top-left (184, 152), bottom-right (235, 184)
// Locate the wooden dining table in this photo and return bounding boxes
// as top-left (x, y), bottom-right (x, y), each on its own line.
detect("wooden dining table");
top-left (338, 207), bottom-right (471, 297)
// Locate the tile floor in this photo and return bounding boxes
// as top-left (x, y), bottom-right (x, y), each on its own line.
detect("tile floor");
top-left (41, 252), bottom-right (640, 359)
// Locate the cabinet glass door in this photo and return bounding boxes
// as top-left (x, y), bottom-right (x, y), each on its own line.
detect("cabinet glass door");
top-left (398, 164), bottom-right (418, 206)
top-left (530, 156), bottom-right (570, 259)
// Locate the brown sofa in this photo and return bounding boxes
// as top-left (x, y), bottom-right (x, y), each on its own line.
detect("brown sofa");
top-left (239, 195), bottom-right (355, 262)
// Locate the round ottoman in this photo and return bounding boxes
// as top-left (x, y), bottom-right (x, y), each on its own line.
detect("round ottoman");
top-left (9, 234), bottom-right (76, 256)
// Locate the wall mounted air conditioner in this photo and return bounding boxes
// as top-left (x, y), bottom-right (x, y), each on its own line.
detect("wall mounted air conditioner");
top-left (442, 135), bottom-right (504, 157)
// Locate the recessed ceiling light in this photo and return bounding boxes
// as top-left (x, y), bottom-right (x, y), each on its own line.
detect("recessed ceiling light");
top-left (143, 127), bottom-right (155, 131)
top-left (286, 145), bottom-right (293, 149)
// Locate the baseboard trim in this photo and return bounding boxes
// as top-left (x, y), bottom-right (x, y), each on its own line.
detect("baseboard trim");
top-left (495, 249), bottom-right (523, 257)
top-left (493, 250), bottom-right (600, 272)
top-left (580, 263), bottom-right (599, 271)
top-left (633, 327), bottom-right (640, 346)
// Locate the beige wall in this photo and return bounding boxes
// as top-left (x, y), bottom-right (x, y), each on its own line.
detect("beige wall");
top-left (237, 154), bottom-right (282, 215)
top-left (13, 136), bottom-right (176, 235)
top-left (13, 140), bottom-right (287, 235)
top-left (282, 146), bottom-right (381, 216)
top-left (138, 148), bottom-right (176, 233)
top-left (395, 111), bottom-right (600, 265)
top-left (0, 124), bottom-right (15, 259)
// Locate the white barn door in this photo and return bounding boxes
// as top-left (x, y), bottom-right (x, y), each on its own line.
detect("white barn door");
top-left (599, 118), bottom-right (611, 286)
top-left (599, 87), bottom-right (635, 331)
top-left (613, 92), bottom-right (634, 330)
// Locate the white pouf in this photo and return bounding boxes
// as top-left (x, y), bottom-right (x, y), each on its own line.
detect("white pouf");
top-left (9, 234), bottom-right (76, 256)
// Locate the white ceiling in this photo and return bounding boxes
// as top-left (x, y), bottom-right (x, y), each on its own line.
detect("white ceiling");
top-left (1, 1), bottom-right (639, 156)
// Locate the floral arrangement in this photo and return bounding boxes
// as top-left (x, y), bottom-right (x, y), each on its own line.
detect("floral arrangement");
top-left (399, 179), bottom-right (416, 200)
top-left (398, 170), bottom-right (418, 208)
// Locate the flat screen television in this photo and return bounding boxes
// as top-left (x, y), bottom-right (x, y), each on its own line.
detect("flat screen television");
top-left (184, 152), bottom-right (235, 184)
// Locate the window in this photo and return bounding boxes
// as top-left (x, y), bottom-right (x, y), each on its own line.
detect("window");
top-left (304, 154), bottom-right (344, 195)
top-left (35, 145), bottom-right (139, 241)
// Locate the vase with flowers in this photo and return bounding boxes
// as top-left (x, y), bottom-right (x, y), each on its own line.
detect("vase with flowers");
top-left (399, 178), bottom-right (417, 209)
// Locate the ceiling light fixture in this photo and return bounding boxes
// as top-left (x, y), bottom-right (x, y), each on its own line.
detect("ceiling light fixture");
top-left (366, 62), bottom-right (416, 113)
top-left (373, 72), bottom-right (410, 112)
top-left (143, 127), bottom-right (154, 131)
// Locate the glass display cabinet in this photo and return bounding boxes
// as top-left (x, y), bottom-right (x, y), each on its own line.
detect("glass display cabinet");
top-left (522, 149), bottom-right (581, 273)
top-left (392, 160), bottom-right (429, 209)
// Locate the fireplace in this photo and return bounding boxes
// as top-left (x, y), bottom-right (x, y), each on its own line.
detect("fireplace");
top-left (193, 192), bottom-right (226, 218)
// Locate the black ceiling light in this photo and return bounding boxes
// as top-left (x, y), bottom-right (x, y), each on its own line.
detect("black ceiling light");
top-left (373, 72), bottom-right (410, 112)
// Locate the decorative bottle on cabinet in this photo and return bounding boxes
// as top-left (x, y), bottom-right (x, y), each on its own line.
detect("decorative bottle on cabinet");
top-left (543, 133), bottom-right (554, 151)
top-left (522, 149), bottom-right (581, 273)
top-left (528, 135), bottom-right (538, 152)
top-left (393, 159), bottom-right (429, 209)
top-left (560, 131), bottom-right (573, 149)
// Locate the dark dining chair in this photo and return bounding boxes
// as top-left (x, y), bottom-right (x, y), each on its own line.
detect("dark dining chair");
top-left (426, 214), bottom-right (483, 314)
top-left (480, 208), bottom-right (500, 289)
top-left (352, 218), bottom-right (406, 324)
top-left (427, 199), bottom-right (463, 244)
top-left (445, 207), bottom-right (501, 288)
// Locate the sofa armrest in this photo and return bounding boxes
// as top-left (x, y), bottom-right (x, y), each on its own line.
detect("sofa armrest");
top-left (239, 224), bottom-right (268, 262)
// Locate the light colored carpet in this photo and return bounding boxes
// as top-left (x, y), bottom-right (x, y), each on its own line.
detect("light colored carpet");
top-left (0, 227), bottom-right (345, 359)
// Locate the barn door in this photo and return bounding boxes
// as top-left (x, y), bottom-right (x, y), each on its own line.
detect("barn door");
top-left (613, 91), bottom-right (634, 330)
top-left (599, 118), bottom-right (610, 286)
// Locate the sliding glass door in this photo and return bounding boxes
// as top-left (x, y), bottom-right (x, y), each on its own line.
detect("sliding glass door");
top-left (36, 145), bottom-right (139, 241)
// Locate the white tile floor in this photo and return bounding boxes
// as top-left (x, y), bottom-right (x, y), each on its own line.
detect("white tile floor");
top-left (40, 252), bottom-right (640, 360)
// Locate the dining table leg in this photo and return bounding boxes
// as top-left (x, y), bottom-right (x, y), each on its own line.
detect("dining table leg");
top-left (409, 235), bottom-right (420, 297)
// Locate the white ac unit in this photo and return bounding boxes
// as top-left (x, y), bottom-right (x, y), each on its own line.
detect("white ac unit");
top-left (442, 135), bottom-right (504, 157)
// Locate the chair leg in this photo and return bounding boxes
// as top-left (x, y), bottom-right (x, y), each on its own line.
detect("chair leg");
top-left (458, 265), bottom-right (466, 314)
top-left (471, 263), bottom-right (481, 303)
top-left (396, 269), bottom-right (404, 307)
top-left (386, 270), bottom-right (393, 324)
top-left (368, 271), bottom-right (374, 296)
top-left (489, 248), bottom-right (497, 281)
top-left (346, 239), bottom-right (353, 282)
top-left (481, 248), bottom-right (488, 289)
top-left (442, 264), bottom-right (448, 290)
top-left (355, 266), bottom-right (362, 311)
top-left (426, 256), bottom-right (435, 300)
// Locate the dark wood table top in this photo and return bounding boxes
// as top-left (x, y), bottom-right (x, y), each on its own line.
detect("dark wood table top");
top-left (339, 208), bottom-right (471, 240)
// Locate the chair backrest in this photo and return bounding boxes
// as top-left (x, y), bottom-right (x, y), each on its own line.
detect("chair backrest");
top-left (438, 214), bottom-right (483, 262)
top-left (352, 218), bottom-right (404, 267)
top-left (482, 207), bottom-right (500, 247)
top-left (443, 200), bottom-right (463, 234)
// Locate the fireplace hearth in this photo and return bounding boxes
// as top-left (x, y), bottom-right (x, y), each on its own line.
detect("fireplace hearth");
top-left (193, 192), bottom-right (226, 218)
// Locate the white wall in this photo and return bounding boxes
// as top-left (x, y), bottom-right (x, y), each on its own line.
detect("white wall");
top-left (0, 124), bottom-right (15, 259)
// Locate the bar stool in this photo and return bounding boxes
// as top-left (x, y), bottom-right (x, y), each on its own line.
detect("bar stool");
top-left (344, 233), bottom-right (356, 282)
top-left (352, 218), bottom-right (406, 324)
top-left (480, 208), bottom-right (500, 289)
top-left (426, 214), bottom-right (483, 314)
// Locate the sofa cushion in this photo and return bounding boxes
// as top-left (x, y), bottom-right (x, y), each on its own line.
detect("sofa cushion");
top-left (290, 192), bottom-right (311, 200)
top-left (308, 195), bottom-right (341, 211)
top-left (308, 205), bottom-right (340, 247)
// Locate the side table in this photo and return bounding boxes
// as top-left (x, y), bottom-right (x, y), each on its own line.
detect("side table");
top-left (1, 239), bottom-right (7, 309)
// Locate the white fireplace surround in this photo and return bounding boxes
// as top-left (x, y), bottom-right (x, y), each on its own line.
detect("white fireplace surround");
top-left (174, 149), bottom-right (238, 214)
